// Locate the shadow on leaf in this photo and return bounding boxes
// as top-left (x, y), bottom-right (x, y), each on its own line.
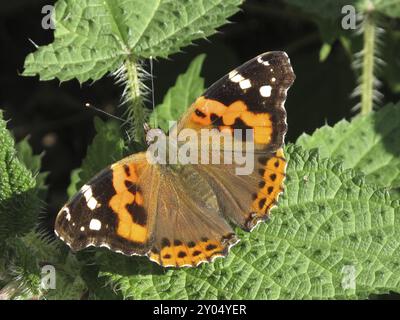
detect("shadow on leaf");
top-left (96, 250), bottom-right (165, 277)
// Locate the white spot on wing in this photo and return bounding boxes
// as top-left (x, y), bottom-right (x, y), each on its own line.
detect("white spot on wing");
top-left (259, 85), bottom-right (272, 97)
top-left (239, 79), bottom-right (251, 89)
top-left (257, 56), bottom-right (270, 66)
top-left (89, 219), bottom-right (102, 231)
top-left (230, 73), bottom-right (244, 83)
top-left (62, 207), bottom-right (71, 221)
top-left (82, 185), bottom-right (92, 198)
top-left (80, 226), bottom-right (85, 232)
top-left (81, 184), bottom-right (90, 192)
top-left (228, 70), bottom-right (238, 79)
top-left (87, 198), bottom-right (99, 210)
top-left (82, 185), bottom-right (100, 210)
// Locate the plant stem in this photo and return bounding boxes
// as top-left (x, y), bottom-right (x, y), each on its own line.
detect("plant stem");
top-left (360, 12), bottom-right (376, 115)
top-left (124, 57), bottom-right (145, 143)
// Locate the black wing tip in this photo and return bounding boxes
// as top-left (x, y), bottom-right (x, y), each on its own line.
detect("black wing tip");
top-left (256, 51), bottom-right (296, 82)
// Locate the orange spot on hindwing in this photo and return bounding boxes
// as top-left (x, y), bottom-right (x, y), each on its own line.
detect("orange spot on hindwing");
top-left (248, 148), bottom-right (286, 229)
top-left (148, 235), bottom-right (237, 267)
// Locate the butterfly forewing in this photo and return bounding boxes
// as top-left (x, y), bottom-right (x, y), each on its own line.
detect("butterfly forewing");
top-left (176, 51), bottom-right (295, 151)
top-left (55, 153), bottom-right (158, 255)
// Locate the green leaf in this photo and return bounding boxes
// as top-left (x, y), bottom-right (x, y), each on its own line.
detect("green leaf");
top-left (0, 112), bottom-right (41, 243)
top-left (67, 168), bottom-right (82, 199)
top-left (149, 54), bottom-right (206, 132)
top-left (23, 0), bottom-right (242, 83)
top-left (98, 145), bottom-right (400, 299)
top-left (319, 43), bottom-right (332, 62)
top-left (15, 137), bottom-right (48, 198)
top-left (70, 117), bottom-right (125, 192)
top-left (15, 138), bottom-right (41, 174)
top-left (297, 103), bottom-right (400, 188)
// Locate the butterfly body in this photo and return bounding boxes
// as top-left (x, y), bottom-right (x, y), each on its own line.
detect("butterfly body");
top-left (55, 52), bottom-right (295, 267)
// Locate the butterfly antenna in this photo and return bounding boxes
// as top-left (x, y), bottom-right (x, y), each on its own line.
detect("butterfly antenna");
top-left (84, 103), bottom-right (125, 122)
top-left (28, 38), bottom-right (39, 49)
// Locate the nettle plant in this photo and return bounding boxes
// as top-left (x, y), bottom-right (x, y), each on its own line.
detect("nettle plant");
top-left (1, 0), bottom-right (400, 300)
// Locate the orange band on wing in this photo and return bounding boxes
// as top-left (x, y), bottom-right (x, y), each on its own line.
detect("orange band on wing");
top-left (109, 163), bottom-right (148, 243)
top-left (190, 97), bottom-right (273, 145)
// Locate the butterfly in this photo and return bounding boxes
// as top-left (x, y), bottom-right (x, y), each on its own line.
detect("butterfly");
top-left (55, 51), bottom-right (295, 267)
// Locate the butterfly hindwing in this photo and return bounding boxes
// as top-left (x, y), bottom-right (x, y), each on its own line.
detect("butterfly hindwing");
top-left (147, 166), bottom-right (239, 267)
top-left (194, 148), bottom-right (286, 231)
